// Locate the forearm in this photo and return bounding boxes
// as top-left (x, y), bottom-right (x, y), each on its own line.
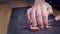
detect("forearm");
top-left (35, 0), bottom-right (45, 4)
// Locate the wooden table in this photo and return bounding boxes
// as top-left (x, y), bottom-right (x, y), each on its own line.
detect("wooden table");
top-left (0, 1), bottom-right (60, 34)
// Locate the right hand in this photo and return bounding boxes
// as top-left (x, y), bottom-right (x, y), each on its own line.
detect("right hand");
top-left (27, 2), bottom-right (53, 29)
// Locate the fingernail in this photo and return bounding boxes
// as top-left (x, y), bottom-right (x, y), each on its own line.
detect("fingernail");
top-left (30, 26), bottom-right (40, 32)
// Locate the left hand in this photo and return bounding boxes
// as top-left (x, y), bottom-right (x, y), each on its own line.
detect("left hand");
top-left (55, 15), bottom-right (60, 21)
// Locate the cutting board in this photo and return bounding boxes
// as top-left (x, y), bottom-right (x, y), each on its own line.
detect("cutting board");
top-left (7, 7), bottom-right (60, 34)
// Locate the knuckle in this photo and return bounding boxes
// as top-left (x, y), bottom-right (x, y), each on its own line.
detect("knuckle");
top-left (27, 9), bottom-right (30, 11)
top-left (37, 14), bottom-right (41, 18)
top-left (43, 15), bottom-right (47, 19)
top-left (27, 8), bottom-right (32, 11)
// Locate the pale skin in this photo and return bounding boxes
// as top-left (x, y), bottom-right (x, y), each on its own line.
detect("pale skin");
top-left (55, 15), bottom-right (60, 21)
top-left (27, 0), bottom-right (60, 29)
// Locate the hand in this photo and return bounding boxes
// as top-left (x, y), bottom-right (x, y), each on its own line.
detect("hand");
top-left (27, 2), bottom-right (53, 29)
top-left (55, 15), bottom-right (60, 21)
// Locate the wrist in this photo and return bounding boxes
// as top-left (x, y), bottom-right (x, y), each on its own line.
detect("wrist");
top-left (35, 0), bottom-right (45, 4)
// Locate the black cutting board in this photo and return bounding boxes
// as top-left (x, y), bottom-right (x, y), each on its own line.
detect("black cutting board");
top-left (7, 7), bottom-right (60, 34)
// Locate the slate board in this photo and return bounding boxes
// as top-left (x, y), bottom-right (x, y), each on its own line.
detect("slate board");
top-left (7, 7), bottom-right (60, 34)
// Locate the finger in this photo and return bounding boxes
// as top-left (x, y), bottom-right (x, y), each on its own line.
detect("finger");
top-left (36, 6), bottom-right (44, 29)
top-left (47, 4), bottom-right (53, 15)
top-left (27, 8), bottom-right (32, 24)
top-left (41, 6), bottom-right (48, 28)
top-left (30, 8), bottom-right (37, 27)
top-left (55, 15), bottom-right (60, 21)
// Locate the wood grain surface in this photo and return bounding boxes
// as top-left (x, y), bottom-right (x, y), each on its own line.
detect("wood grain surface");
top-left (0, 0), bottom-right (60, 34)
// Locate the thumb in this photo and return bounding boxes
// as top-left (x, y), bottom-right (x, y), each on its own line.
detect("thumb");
top-left (47, 4), bottom-right (53, 15)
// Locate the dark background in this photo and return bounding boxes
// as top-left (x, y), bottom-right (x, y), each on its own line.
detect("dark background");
top-left (46, 0), bottom-right (60, 10)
